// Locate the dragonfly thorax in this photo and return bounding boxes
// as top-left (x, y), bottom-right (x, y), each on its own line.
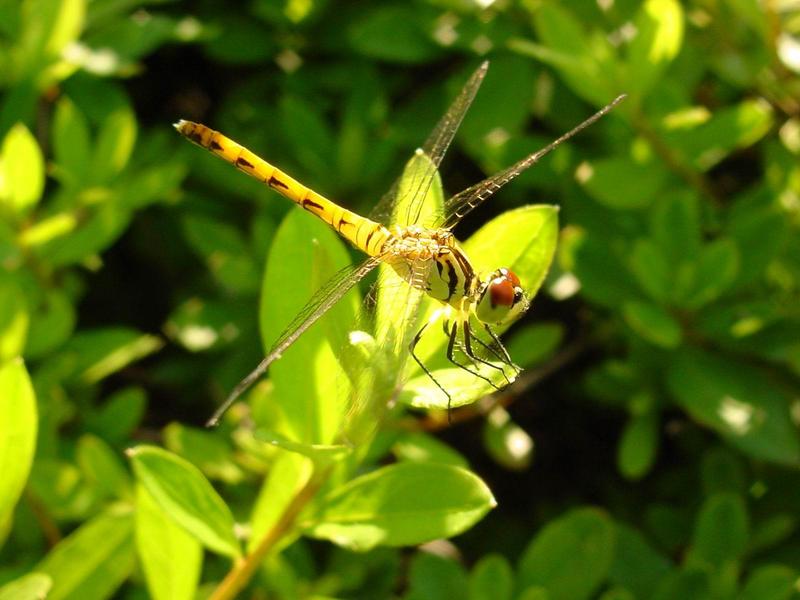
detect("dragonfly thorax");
top-left (383, 225), bottom-right (479, 308)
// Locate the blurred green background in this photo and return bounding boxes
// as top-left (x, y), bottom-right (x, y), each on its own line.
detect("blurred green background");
top-left (2, 0), bottom-right (800, 598)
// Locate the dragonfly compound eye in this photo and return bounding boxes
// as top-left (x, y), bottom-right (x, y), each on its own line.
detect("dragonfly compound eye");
top-left (476, 269), bottom-right (527, 325)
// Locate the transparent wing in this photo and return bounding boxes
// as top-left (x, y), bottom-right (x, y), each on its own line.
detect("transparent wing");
top-left (369, 61), bottom-right (489, 227)
top-left (438, 94), bottom-right (627, 230)
top-left (207, 255), bottom-right (382, 426)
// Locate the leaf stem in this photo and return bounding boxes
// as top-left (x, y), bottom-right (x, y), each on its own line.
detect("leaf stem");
top-left (208, 465), bottom-right (330, 600)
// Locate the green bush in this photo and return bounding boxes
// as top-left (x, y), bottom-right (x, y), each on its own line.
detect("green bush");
top-left (1, 1), bottom-right (799, 599)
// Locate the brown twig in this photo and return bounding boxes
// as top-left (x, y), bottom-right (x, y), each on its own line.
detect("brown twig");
top-left (208, 465), bottom-right (331, 600)
top-left (413, 335), bottom-right (590, 432)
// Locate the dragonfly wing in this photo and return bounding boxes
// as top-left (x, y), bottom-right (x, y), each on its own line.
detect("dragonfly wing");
top-left (369, 61), bottom-right (489, 227)
top-left (439, 94), bottom-right (627, 230)
top-left (206, 255), bottom-right (382, 426)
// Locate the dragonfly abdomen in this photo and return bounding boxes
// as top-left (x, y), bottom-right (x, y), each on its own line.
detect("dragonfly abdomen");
top-left (175, 120), bottom-right (390, 257)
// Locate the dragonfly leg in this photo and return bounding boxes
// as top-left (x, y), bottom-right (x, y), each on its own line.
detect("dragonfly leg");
top-left (482, 323), bottom-right (521, 375)
top-left (446, 321), bottom-right (503, 393)
top-left (409, 320), bottom-right (452, 410)
top-left (464, 322), bottom-right (513, 387)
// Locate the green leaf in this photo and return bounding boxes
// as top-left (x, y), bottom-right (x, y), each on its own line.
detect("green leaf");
top-left (280, 96), bottom-right (335, 181)
top-left (37, 202), bottom-right (132, 266)
top-left (608, 524), bottom-right (672, 599)
top-left (531, 4), bottom-right (616, 106)
top-left (682, 239), bottom-right (739, 309)
top-left (505, 322), bottom-right (563, 368)
top-left (469, 553), bottom-right (513, 600)
top-left (392, 430), bottom-right (469, 468)
top-left (60, 327), bottom-right (163, 384)
top-left (667, 349), bottom-right (800, 465)
top-left (579, 156), bottom-right (667, 209)
top-left (626, 0), bottom-right (684, 97)
top-left (36, 508), bottom-right (135, 600)
top-left (128, 445), bottom-right (241, 559)
top-left (739, 564), bottom-right (798, 600)
top-left (622, 301), bottom-right (682, 348)
top-left (0, 358), bottom-right (37, 531)
top-left (0, 573), bottom-right (52, 600)
top-left (182, 214), bottom-right (259, 295)
top-left (91, 106), bottom-right (136, 183)
top-left (163, 422), bottom-right (245, 484)
top-left (629, 239), bottom-right (672, 302)
top-left (52, 97), bottom-right (90, 186)
top-left (261, 209), bottom-right (357, 444)
top-left (76, 433), bottom-right (132, 501)
top-left (405, 552), bottom-right (468, 600)
top-left (662, 100), bottom-right (773, 171)
top-left (348, 4), bottom-right (439, 64)
top-left (135, 484), bottom-right (202, 600)
top-left (84, 386), bottom-right (146, 444)
top-left (308, 462), bottom-right (495, 551)
top-left (649, 191), bottom-right (701, 269)
top-left (652, 569), bottom-right (711, 600)
top-left (569, 231), bottom-right (642, 308)
top-left (517, 507), bottom-right (616, 600)
top-left (0, 123), bottom-right (44, 214)
top-left (24, 289), bottom-right (75, 359)
top-left (690, 493), bottom-right (748, 568)
top-left (0, 278), bottom-right (29, 361)
top-left (617, 411), bottom-right (659, 480)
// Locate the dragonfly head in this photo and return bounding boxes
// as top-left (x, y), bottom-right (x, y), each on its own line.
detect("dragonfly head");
top-left (476, 268), bottom-right (528, 325)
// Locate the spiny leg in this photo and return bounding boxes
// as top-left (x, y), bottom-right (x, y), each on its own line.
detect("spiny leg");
top-left (446, 321), bottom-right (503, 393)
top-left (464, 322), bottom-right (513, 386)
top-left (483, 323), bottom-right (520, 375)
top-left (409, 320), bottom-right (452, 409)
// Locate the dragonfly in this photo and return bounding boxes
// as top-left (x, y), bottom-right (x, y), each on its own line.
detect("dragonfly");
top-left (176, 61), bottom-right (624, 426)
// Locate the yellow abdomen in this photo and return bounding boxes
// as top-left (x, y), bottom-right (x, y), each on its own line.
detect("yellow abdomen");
top-left (175, 120), bottom-right (390, 257)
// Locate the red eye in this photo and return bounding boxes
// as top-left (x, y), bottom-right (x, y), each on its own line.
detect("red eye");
top-left (504, 269), bottom-right (521, 287)
top-left (489, 278), bottom-right (515, 307)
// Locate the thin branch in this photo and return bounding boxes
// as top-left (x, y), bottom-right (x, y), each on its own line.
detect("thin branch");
top-left (412, 335), bottom-right (590, 432)
top-left (208, 465), bottom-right (331, 600)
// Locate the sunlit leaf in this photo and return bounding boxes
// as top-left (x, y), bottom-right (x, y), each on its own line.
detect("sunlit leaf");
top-left (91, 106), bottom-right (136, 183)
top-left (308, 462), bottom-right (495, 551)
top-left (36, 508), bottom-right (135, 600)
top-left (261, 209), bottom-right (357, 444)
top-left (0, 123), bottom-right (44, 214)
top-left (135, 484), bottom-right (202, 600)
top-left (626, 0), bottom-right (684, 97)
top-left (129, 445), bottom-right (241, 559)
top-left (0, 278), bottom-right (29, 361)
top-left (0, 573), bottom-right (52, 600)
top-left (0, 358), bottom-right (37, 529)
